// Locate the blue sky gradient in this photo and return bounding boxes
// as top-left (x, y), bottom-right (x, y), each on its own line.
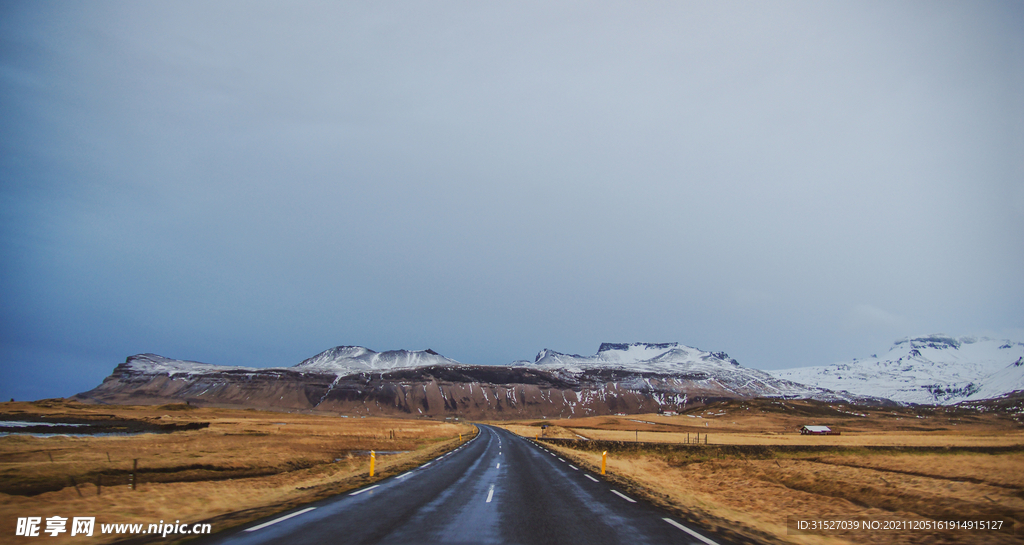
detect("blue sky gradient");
top-left (2, 1), bottom-right (1022, 401)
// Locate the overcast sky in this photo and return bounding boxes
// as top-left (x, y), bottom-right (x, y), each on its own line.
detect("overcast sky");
top-left (2, 1), bottom-right (1022, 401)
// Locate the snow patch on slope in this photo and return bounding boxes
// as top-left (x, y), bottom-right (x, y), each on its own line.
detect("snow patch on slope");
top-left (293, 346), bottom-right (461, 375)
top-left (122, 354), bottom-right (258, 376)
top-left (122, 346), bottom-right (463, 379)
top-left (523, 342), bottom-right (741, 374)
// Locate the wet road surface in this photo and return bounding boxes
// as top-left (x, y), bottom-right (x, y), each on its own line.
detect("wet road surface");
top-left (198, 425), bottom-right (739, 545)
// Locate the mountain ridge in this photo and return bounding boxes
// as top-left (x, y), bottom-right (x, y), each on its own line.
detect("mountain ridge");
top-left (292, 346), bottom-right (460, 375)
top-left (521, 342), bottom-right (741, 372)
top-left (76, 341), bottom-right (886, 417)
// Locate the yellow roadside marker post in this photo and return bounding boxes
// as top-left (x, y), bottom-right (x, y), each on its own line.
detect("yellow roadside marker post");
top-left (370, 450), bottom-right (375, 477)
top-left (601, 451), bottom-right (607, 475)
top-left (460, 434), bottom-right (462, 442)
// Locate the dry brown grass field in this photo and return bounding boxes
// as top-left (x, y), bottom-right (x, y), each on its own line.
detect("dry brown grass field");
top-left (1, 400), bottom-right (474, 544)
top-left (499, 398), bottom-right (1024, 545)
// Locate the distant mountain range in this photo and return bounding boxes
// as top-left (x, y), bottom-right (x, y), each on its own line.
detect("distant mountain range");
top-left (770, 334), bottom-right (1024, 405)
top-left (74, 342), bottom-right (877, 417)
top-left (73, 335), bottom-right (1024, 416)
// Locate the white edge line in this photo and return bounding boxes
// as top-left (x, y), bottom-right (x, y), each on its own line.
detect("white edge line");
top-left (663, 518), bottom-right (720, 545)
top-left (558, 458), bottom-right (565, 462)
top-left (421, 462), bottom-right (432, 467)
top-left (245, 507), bottom-right (316, 532)
top-left (349, 484), bottom-right (380, 496)
top-left (585, 474), bottom-right (599, 482)
top-left (611, 490), bottom-right (637, 503)
top-left (397, 471), bottom-right (413, 479)
top-left (569, 465), bottom-right (578, 470)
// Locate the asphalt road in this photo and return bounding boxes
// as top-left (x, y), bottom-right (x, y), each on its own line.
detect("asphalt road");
top-left (200, 425), bottom-right (739, 545)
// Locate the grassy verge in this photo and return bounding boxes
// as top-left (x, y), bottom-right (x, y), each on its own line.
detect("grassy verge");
top-left (1, 401), bottom-right (476, 544)
top-left (530, 438), bottom-right (1023, 545)
top-left (496, 406), bottom-right (1023, 545)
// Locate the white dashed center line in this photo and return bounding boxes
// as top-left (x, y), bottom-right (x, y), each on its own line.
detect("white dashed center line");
top-left (496, 463), bottom-right (500, 469)
top-left (663, 518), bottom-right (720, 545)
top-left (611, 490), bottom-right (636, 503)
top-left (486, 484), bottom-right (495, 503)
top-left (245, 507), bottom-right (316, 532)
top-left (349, 484), bottom-right (380, 496)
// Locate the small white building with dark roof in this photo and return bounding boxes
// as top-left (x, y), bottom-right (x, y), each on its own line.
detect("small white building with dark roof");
top-left (800, 425), bottom-right (836, 435)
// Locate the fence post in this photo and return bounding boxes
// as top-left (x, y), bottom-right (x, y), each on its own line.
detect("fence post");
top-left (69, 476), bottom-right (83, 497)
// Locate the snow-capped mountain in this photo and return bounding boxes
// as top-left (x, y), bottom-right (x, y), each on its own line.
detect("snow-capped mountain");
top-left (521, 342), bottom-right (741, 373)
top-left (769, 335), bottom-right (1024, 405)
top-left (114, 353), bottom-right (258, 376)
top-left (117, 347), bottom-right (462, 378)
top-left (514, 342), bottom-right (868, 402)
top-left (293, 346), bottom-right (461, 375)
top-left (77, 346), bottom-right (475, 415)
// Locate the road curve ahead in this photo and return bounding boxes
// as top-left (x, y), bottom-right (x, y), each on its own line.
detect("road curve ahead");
top-left (200, 425), bottom-right (739, 545)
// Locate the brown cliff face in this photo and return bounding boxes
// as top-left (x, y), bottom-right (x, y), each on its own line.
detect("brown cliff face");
top-left (74, 363), bottom-right (743, 418)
